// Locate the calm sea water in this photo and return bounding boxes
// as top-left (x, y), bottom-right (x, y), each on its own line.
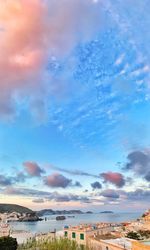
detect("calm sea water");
top-left (143, 241), bottom-right (150, 246)
top-left (10, 212), bottom-right (141, 234)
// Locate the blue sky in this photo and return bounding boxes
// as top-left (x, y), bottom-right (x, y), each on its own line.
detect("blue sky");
top-left (0, 0), bottom-right (150, 211)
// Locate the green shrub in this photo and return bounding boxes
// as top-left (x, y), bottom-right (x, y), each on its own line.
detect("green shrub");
top-left (18, 237), bottom-right (90, 250)
top-left (0, 236), bottom-right (18, 250)
top-left (126, 231), bottom-right (141, 240)
top-left (127, 230), bottom-right (150, 240)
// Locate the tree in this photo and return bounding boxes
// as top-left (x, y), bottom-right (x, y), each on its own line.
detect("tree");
top-left (0, 236), bottom-right (18, 250)
top-left (126, 231), bottom-right (140, 240)
top-left (138, 230), bottom-right (150, 239)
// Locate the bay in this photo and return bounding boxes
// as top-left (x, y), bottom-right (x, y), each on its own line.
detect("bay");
top-left (9, 212), bottom-right (142, 234)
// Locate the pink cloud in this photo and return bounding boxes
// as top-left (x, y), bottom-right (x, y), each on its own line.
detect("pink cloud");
top-left (101, 171), bottom-right (126, 187)
top-left (0, 0), bottom-right (101, 120)
top-left (44, 173), bottom-right (72, 188)
top-left (23, 161), bottom-right (45, 177)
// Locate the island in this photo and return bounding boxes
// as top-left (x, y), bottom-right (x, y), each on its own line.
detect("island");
top-left (100, 211), bottom-right (114, 214)
top-left (56, 216), bottom-right (66, 221)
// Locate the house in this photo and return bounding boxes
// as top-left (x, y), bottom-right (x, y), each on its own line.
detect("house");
top-left (64, 223), bottom-right (114, 246)
top-left (88, 237), bottom-right (132, 250)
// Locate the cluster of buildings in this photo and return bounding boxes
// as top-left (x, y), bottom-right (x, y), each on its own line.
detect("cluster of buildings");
top-left (0, 211), bottom-right (40, 239)
top-left (64, 223), bottom-right (115, 245)
top-left (124, 209), bottom-right (150, 233)
top-left (0, 211), bottom-right (40, 223)
top-left (63, 211), bottom-right (150, 250)
top-left (143, 210), bottom-right (150, 227)
top-left (64, 223), bottom-right (130, 249)
top-left (0, 212), bottom-right (14, 237)
top-left (0, 212), bottom-right (20, 223)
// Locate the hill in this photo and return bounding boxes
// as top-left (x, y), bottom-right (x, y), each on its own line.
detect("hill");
top-left (0, 204), bottom-right (33, 214)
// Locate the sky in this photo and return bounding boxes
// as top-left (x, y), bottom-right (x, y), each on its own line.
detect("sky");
top-left (0, 0), bottom-right (150, 212)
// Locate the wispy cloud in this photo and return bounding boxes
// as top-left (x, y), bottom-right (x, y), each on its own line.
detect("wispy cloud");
top-left (49, 165), bottom-right (99, 178)
top-left (32, 198), bottom-right (45, 204)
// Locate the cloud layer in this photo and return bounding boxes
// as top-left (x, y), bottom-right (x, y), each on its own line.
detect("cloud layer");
top-left (3, 187), bottom-right (90, 203)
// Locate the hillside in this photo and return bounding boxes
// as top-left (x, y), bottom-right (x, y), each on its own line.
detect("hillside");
top-left (0, 204), bottom-right (33, 214)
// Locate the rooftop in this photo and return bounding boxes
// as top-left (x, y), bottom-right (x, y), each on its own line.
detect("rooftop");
top-left (102, 238), bottom-right (132, 250)
top-left (91, 233), bottom-right (118, 240)
top-left (64, 222), bottom-right (114, 232)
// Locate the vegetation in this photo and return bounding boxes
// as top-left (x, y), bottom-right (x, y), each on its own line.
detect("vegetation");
top-left (0, 204), bottom-right (33, 214)
top-left (138, 230), bottom-right (150, 239)
top-left (126, 231), bottom-right (141, 240)
top-left (127, 230), bottom-right (150, 240)
top-left (0, 236), bottom-right (18, 250)
top-left (18, 238), bottom-right (90, 250)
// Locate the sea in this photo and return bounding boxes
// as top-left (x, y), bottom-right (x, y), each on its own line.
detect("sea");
top-left (9, 212), bottom-right (142, 234)
top-left (143, 241), bottom-right (150, 246)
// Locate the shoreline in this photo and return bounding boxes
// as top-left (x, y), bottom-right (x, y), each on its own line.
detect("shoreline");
top-left (7, 212), bottom-right (141, 235)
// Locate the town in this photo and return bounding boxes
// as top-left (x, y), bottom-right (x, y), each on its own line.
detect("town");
top-left (0, 209), bottom-right (150, 249)
top-left (63, 209), bottom-right (150, 249)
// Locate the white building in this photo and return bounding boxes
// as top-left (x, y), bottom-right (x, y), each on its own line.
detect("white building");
top-left (0, 223), bottom-right (10, 237)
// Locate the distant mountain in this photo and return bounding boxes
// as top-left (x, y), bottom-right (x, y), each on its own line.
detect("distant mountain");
top-left (100, 211), bottom-right (114, 214)
top-left (0, 204), bottom-right (33, 214)
top-left (37, 209), bottom-right (84, 216)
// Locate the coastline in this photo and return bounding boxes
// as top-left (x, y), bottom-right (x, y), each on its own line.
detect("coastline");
top-left (9, 211), bottom-right (141, 234)
top-left (8, 212), bottom-right (141, 244)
